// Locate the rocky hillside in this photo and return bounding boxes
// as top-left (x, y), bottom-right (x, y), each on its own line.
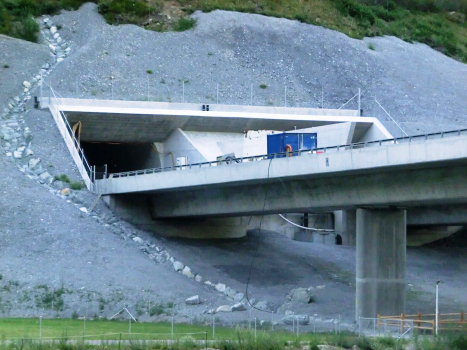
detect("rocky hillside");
top-left (1, 2), bottom-right (467, 329)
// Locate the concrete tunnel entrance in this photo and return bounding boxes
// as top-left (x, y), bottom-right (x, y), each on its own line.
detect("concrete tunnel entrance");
top-left (81, 142), bottom-right (159, 177)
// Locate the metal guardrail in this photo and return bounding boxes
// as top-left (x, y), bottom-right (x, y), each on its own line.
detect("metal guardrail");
top-left (105, 128), bottom-right (467, 179)
top-left (48, 87), bottom-right (94, 191)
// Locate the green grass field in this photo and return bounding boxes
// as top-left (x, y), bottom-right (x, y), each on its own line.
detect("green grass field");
top-left (1, 318), bottom-right (467, 350)
top-left (0, 318), bottom-right (228, 340)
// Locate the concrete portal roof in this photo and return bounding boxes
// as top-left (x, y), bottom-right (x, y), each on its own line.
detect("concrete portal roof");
top-left (46, 98), bottom-right (390, 143)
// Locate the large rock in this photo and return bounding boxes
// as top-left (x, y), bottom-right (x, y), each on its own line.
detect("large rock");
top-left (215, 283), bottom-right (226, 293)
top-left (234, 293), bottom-right (244, 302)
top-left (185, 295), bottom-right (201, 305)
top-left (287, 287), bottom-right (314, 303)
top-left (28, 158), bottom-right (41, 169)
top-left (282, 315), bottom-right (310, 325)
top-left (38, 172), bottom-right (53, 184)
top-left (224, 286), bottom-right (237, 298)
top-left (182, 266), bottom-right (195, 279)
top-left (23, 81), bottom-right (31, 89)
top-left (195, 275), bottom-right (203, 283)
top-left (173, 261), bottom-right (184, 272)
top-left (231, 302), bottom-right (246, 311)
top-left (132, 236), bottom-right (144, 244)
top-left (216, 305), bottom-right (232, 313)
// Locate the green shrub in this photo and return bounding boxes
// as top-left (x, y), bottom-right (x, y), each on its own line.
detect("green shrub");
top-left (70, 181), bottom-right (85, 190)
top-left (368, 42), bottom-right (375, 50)
top-left (55, 174), bottom-right (71, 183)
top-left (336, 0), bottom-right (376, 26)
top-left (173, 17), bottom-right (196, 31)
top-left (146, 69), bottom-right (153, 74)
top-left (149, 303), bottom-right (165, 316)
top-left (260, 83), bottom-right (267, 89)
top-left (21, 15), bottom-right (39, 42)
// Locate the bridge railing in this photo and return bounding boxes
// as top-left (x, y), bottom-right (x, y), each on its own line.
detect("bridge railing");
top-left (105, 127), bottom-right (467, 179)
top-left (47, 86), bottom-right (94, 191)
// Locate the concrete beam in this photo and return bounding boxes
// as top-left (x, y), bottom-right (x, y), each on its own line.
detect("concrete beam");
top-left (356, 208), bottom-right (406, 319)
top-left (150, 164), bottom-right (467, 218)
top-left (407, 204), bottom-right (467, 225)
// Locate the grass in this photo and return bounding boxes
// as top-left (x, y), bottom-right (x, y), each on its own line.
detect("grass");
top-left (173, 17), bottom-right (196, 32)
top-left (53, 174), bottom-right (85, 190)
top-left (0, 320), bottom-right (467, 350)
top-left (368, 42), bottom-right (375, 50)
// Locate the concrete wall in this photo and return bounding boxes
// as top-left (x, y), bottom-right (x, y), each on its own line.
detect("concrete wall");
top-left (162, 128), bottom-right (207, 165)
top-left (181, 131), bottom-right (244, 161)
top-left (359, 123), bottom-right (391, 142)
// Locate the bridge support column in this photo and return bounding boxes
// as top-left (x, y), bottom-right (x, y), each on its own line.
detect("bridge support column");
top-left (356, 208), bottom-right (406, 320)
top-left (334, 209), bottom-right (356, 245)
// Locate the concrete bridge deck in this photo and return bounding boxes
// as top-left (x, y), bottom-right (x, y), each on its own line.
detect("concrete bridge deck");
top-left (94, 130), bottom-right (467, 218)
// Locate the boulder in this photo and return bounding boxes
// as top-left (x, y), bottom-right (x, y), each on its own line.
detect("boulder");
top-left (182, 266), bottom-right (195, 279)
top-left (28, 158), bottom-right (41, 169)
top-left (234, 293), bottom-right (244, 302)
top-left (132, 236), bottom-right (144, 244)
top-left (287, 287), bottom-right (314, 303)
top-left (224, 286), bottom-right (237, 298)
top-left (173, 261), bottom-right (184, 272)
top-left (231, 302), bottom-right (246, 311)
top-left (216, 305), bottom-right (232, 313)
top-left (50, 26), bottom-right (57, 34)
top-left (215, 283), bottom-right (226, 293)
top-left (60, 188), bottom-right (71, 196)
top-left (282, 315), bottom-right (310, 325)
top-left (195, 275), bottom-right (203, 283)
top-left (185, 295), bottom-right (201, 305)
top-left (44, 19), bottom-right (54, 28)
top-left (254, 300), bottom-right (269, 310)
top-left (23, 81), bottom-right (31, 89)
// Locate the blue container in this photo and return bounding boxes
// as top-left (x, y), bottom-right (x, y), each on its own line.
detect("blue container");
top-left (267, 133), bottom-right (317, 158)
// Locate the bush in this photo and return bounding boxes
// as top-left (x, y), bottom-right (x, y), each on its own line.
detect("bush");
top-left (21, 15), bottom-right (39, 42)
top-left (55, 174), bottom-right (71, 183)
top-left (173, 17), bottom-right (196, 31)
top-left (336, 0), bottom-right (376, 26)
top-left (70, 181), bottom-right (85, 190)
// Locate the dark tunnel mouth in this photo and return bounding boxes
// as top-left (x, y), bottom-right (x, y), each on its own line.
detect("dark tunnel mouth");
top-left (81, 141), bottom-right (157, 176)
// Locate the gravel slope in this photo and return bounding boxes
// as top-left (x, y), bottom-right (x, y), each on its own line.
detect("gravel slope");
top-left (0, 3), bottom-right (467, 328)
top-left (45, 4), bottom-right (467, 137)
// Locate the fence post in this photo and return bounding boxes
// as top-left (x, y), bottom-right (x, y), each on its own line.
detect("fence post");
top-left (377, 314), bottom-right (381, 329)
top-left (461, 311), bottom-right (465, 324)
top-left (417, 312), bottom-right (421, 328)
top-left (401, 313), bottom-right (405, 334)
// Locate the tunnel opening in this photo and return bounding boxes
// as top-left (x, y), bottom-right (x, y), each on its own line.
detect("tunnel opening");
top-left (81, 142), bottom-right (161, 176)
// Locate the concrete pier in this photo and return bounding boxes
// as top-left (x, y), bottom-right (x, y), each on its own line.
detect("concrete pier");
top-left (334, 209), bottom-right (356, 245)
top-left (356, 208), bottom-right (406, 320)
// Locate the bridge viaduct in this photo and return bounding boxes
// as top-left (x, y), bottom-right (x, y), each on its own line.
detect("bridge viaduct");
top-left (42, 95), bottom-right (467, 321)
